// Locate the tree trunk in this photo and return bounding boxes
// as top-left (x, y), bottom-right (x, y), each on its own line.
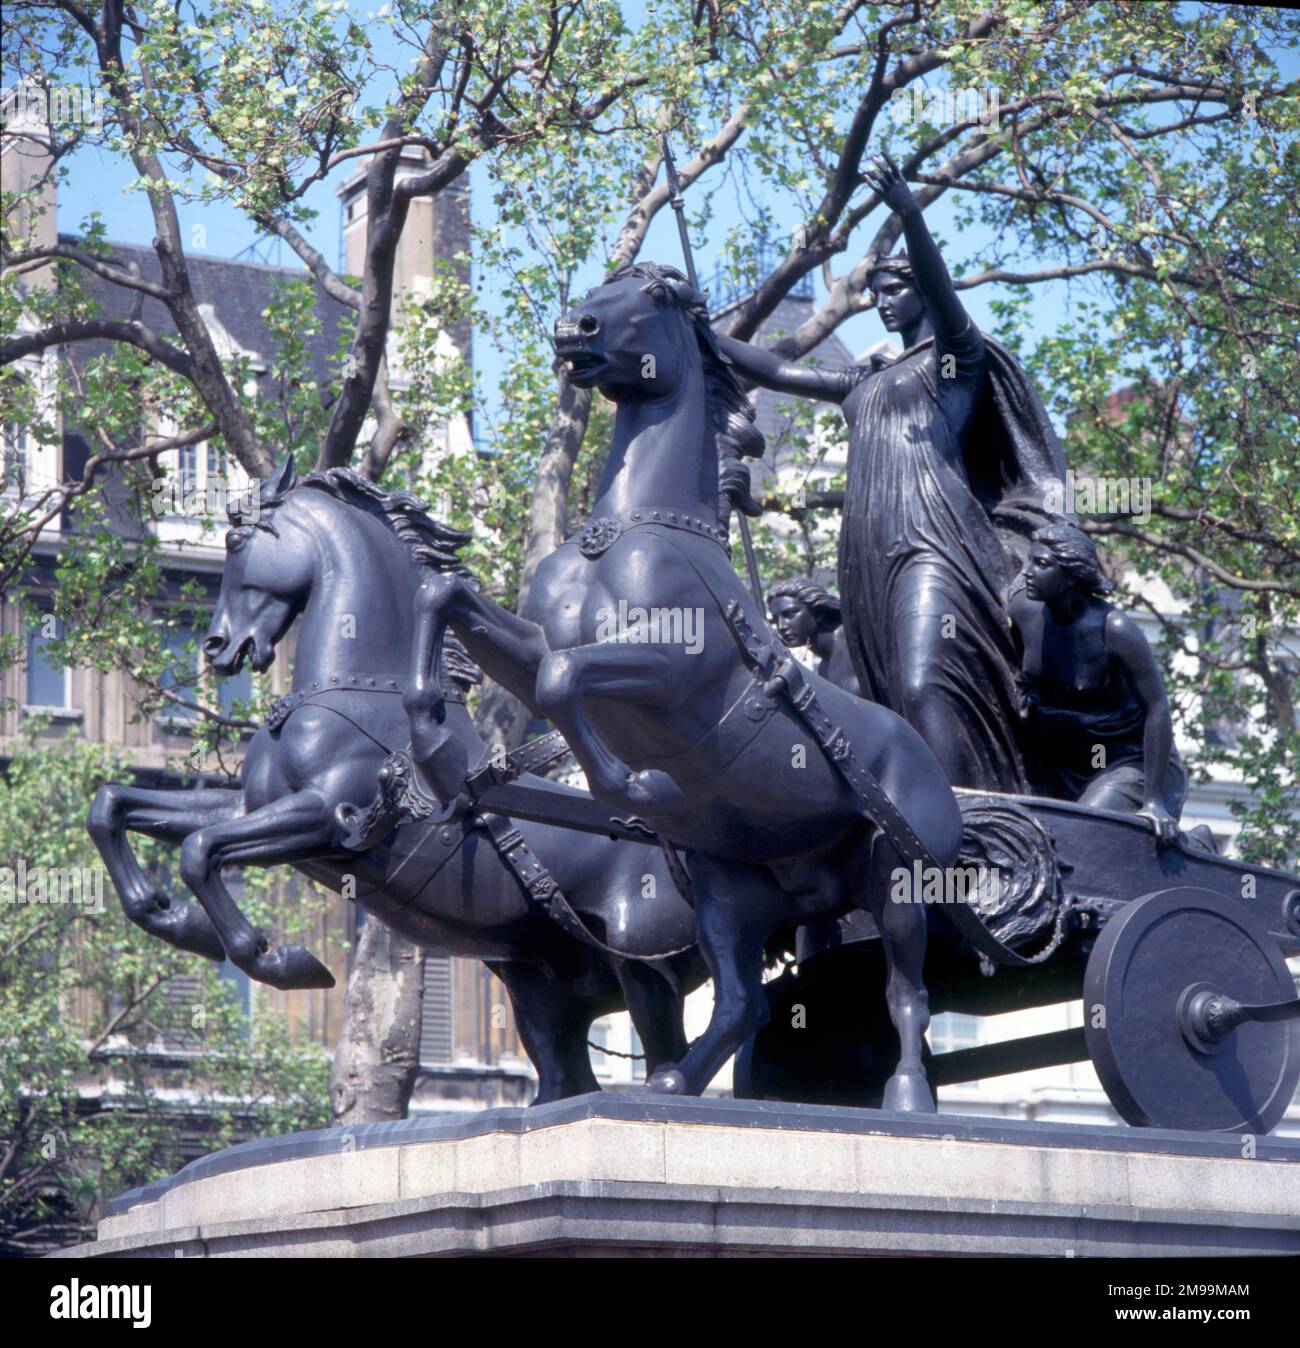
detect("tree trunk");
top-left (329, 916), bottom-right (426, 1125)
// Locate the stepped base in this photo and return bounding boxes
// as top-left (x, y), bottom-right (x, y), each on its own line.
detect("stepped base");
top-left (64, 1093), bottom-right (1300, 1258)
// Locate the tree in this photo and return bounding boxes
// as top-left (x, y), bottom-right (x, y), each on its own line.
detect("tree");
top-left (0, 731), bottom-right (329, 1253)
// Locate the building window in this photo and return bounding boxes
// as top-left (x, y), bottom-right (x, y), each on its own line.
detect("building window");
top-left (156, 617), bottom-right (251, 725)
top-left (217, 660), bottom-right (252, 719)
top-left (159, 625), bottom-right (202, 721)
top-left (172, 441), bottom-right (229, 510)
top-left (928, 1013), bottom-right (980, 1055)
top-left (26, 614), bottom-right (68, 708)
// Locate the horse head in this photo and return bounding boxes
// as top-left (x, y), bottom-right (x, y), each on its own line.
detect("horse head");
top-left (205, 456), bottom-right (472, 683)
top-left (555, 262), bottom-right (717, 399)
top-left (205, 456), bottom-right (308, 674)
top-left (557, 263), bottom-right (764, 518)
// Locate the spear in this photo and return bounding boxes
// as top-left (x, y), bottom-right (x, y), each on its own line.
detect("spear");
top-left (660, 134), bottom-right (765, 612)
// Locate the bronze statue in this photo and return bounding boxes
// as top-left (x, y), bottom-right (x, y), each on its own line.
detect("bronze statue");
top-left (716, 154), bottom-right (1066, 792)
top-left (1008, 521), bottom-right (1185, 846)
top-left (81, 106), bottom-right (1300, 1139)
top-left (766, 578), bottom-right (861, 696)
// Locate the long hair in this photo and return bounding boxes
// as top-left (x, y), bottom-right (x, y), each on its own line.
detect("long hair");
top-left (1031, 521), bottom-right (1114, 597)
top-left (766, 577), bottom-right (842, 629)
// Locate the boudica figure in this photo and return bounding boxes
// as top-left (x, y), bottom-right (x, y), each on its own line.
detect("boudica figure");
top-left (766, 578), bottom-right (861, 697)
top-left (1008, 522), bottom-right (1185, 847)
top-left (716, 154), bottom-right (1066, 792)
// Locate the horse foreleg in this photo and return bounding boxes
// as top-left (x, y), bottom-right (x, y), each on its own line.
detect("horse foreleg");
top-left (178, 790), bottom-right (343, 990)
top-left (535, 643), bottom-right (685, 810)
top-left (406, 572), bottom-right (550, 799)
top-left (87, 784), bottom-right (241, 961)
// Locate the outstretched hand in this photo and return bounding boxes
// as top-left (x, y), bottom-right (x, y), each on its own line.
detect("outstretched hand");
top-left (864, 151), bottom-right (917, 217)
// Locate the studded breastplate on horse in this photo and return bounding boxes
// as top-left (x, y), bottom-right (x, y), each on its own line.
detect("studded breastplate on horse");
top-left (574, 507), bottom-right (731, 559)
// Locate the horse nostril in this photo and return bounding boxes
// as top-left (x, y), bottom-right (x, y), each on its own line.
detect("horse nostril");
top-left (579, 314), bottom-right (600, 336)
top-left (202, 635), bottom-right (227, 659)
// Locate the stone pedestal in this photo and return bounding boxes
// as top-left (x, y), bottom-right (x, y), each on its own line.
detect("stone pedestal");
top-left (65, 1094), bottom-right (1300, 1258)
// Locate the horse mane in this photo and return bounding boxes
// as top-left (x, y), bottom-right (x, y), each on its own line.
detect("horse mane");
top-left (300, 466), bottom-right (473, 573)
top-left (297, 466), bottom-right (483, 692)
top-left (602, 262), bottom-right (766, 464)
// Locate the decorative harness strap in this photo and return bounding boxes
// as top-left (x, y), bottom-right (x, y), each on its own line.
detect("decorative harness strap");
top-left (465, 728), bottom-right (570, 795)
top-left (338, 731), bottom-right (567, 853)
top-left (336, 730), bottom-right (697, 962)
top-left (576, 506), bottom-right (731, 559)
top-left (475, 811), bottom-right (696, 961)
top-left (265, 672), bottom-right (409, 732)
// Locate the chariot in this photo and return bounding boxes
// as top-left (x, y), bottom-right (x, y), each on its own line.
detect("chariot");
top-left (731, 791), bottom-right (1300, 1135)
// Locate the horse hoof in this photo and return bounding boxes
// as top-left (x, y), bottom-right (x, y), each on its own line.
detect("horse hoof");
top-left (248, 943), bottom-right (336, 991)
top-left (625, 770), bottom-right (684, 810)
top-left (882, 1071), bottom-right (936, 1113)
top-left (646, 1067), bottom-right (688, 1095)
top-left (144, 897), bottom-right (227, 962)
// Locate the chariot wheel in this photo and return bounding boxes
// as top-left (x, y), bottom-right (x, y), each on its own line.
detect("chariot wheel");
top-left (1084, 886), bottom-right (1300, 1133)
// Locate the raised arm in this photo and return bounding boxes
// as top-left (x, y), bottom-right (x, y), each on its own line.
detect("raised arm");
top-left (864, 153), bottom-right (970, 341)
top-left (715, 333), bottom-right (854, 405)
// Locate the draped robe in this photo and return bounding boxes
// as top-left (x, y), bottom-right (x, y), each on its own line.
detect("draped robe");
top-left (832, 325), bottom-right (1066, 792)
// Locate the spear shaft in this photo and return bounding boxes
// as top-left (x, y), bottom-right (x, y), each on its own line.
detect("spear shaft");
top-left (660, 134), bottom-right (765, 612)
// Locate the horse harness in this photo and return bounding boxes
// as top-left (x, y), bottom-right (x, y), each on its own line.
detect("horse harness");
top-left (306, 678), bottom-right (696, 963)
top-left (575, 510), bottom-right (1046, 972)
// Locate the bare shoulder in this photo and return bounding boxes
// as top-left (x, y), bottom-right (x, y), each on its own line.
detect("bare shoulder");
top-left (1104, 607), bottom-right (1152, 661)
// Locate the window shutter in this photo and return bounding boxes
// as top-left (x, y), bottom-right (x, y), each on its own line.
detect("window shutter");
top-left (420, 955), bottom-right (454, 1065)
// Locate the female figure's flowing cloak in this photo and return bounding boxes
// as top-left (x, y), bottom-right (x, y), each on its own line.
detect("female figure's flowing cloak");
top-left (836, 327), bottom-right (1066, 793)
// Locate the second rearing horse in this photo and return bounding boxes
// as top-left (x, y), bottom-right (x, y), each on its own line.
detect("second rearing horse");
top-left (407, 262), bottom-right (965, 1111)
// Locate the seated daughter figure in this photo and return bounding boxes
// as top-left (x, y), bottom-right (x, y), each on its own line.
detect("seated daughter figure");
top-left (766, 578), bottom-right (862, 697)
top-left (1009, 522), bottom-right (1185, 847)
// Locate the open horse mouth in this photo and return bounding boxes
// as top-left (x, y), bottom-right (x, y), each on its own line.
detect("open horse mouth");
top-left (562, 352), bottom-right (607, 381)
top-left (212, 634), bottom-right (266, 676)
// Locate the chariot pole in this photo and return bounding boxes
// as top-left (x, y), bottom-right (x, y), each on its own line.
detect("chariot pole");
top-left (660, 134), bottom-right (766, 611)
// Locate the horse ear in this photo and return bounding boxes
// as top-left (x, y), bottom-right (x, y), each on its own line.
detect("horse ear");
top-left (262, 454), bottom-right (298, 499)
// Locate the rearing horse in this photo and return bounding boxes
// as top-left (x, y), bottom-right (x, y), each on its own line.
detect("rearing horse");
top-left (86, 462), bottom-right (703, 1103)
top-left (405, 262), bottom-right (964, 1110)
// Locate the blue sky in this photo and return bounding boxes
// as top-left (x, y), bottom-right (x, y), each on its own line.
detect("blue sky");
top-left (45, 4), bottom-right (1298, 437)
